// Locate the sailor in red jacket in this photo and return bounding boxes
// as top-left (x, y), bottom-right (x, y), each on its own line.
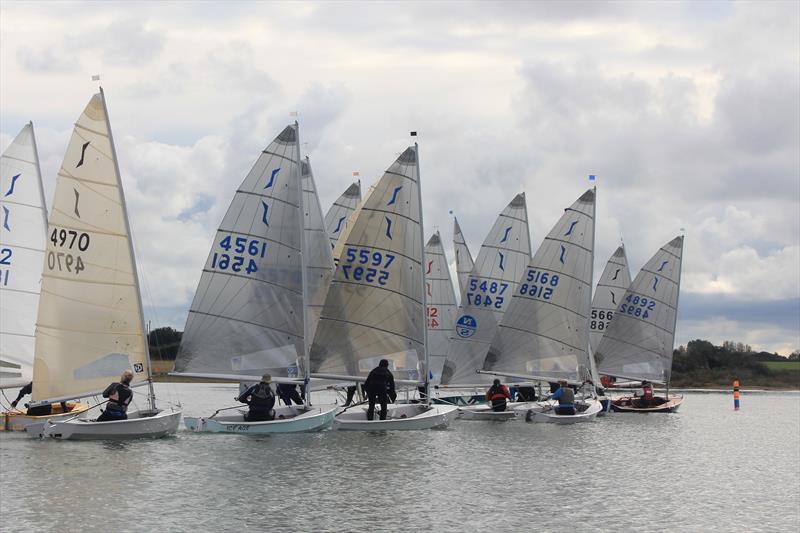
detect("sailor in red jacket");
top-left (486, 379), bottom-right (511, 412)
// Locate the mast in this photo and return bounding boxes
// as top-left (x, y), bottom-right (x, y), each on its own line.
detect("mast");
top-left (667, 233), bottom-right (685, 400)
top-left (100, 87), bottom-right (157, 412)
top-left (588, 185), bottom-right (597, 396)
top-left (414, 139), bottom-right (430, 404)
top-left (297, 127), bottom-right (312, 408)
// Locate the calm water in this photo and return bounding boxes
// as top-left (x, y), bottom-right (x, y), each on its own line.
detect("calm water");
top-left (1, 384), bottom-right (798, 532)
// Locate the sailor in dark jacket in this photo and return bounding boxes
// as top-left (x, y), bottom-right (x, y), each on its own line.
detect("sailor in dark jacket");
top-left (363, 359), bottom-right (395, 421)
top-left (550, 380), bottom-right (576, 415)
top-left (237, 374), bottom-right (276, 422)
top-left (97, 370), bottom-right (134, 422)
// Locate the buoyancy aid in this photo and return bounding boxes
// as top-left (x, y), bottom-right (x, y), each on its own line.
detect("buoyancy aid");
top-left (642, 384), bottom-right (654, 401)
top-left (105, 382), bottom-right (133, 413)
top-left (557, 387), bottom-right (575, 405)
top-left (486, 384), bottom-right (510, 401)
top-left (248, 383), bottom-right (275, 411)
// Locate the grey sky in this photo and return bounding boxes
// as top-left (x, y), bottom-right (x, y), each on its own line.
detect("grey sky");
top-left (1, 0), bottom-right (798, 353)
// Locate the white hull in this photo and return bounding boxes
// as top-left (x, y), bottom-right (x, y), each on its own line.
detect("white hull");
top-left (27, 408), bottom-right (182, 440)
top-left (458, 404), bottom-right (517, 421)
top-left (523, 399), bottom-right (602, 424)
top-left (184, 405), bottom-right (337, 434)
top-left (335, 404), bottom-right (459, 431)
top-left (2, 402), bottom-right (90, 431)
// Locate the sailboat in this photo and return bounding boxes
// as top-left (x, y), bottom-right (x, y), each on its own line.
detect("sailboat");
top-left (309, 143), bottom-right (458, 430)
top-left (595, 236), bottom-right (685, 413)
top-left (453, 216), bottom-right (474, 301)
top-left (482, 189), bottom-right (602, 424)
top-left (1, 123), bottom-right (89, 430)
top-left (28, 90), bottom-right (181, 439)
top-left (324, 180), bottom-right (361, 250)
top-left (439, 194), bottom-right (531, 392)
top-left (174, 123), bottom-right (338, 434)
top-left (425, 231), bottom-right (457, 383)
top-left (588, 245), bottom-right (632, 413)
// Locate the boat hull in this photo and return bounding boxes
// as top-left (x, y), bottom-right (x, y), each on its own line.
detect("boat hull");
top-left (27, 409), bottom-right (182, 440)
top-left (524, 399), bottom-right (603, 424)
top-left (335, 404), bottom-right (459, 431)
top-left (611, 395), bottom-right (683, 413)
top-left (184, 405), bottom-right (337, 434)
top-left (457, 404), bottom-right (517, 421)
top-left (1, 402), bottom-right (90, 431)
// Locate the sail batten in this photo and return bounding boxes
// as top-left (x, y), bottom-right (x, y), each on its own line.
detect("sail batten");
top-left (484, 189), bottom-right (596, 383)
top-left (0, 123), bottom-right (47, 389)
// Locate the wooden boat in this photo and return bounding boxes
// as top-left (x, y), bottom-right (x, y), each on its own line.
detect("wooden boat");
top-left (174, 125), bottom-right (338, 433)
top-left (611, 395), bottom-right (684, 413)
top-left (2, 402), bottom-right (90, 432)
top-left (27, 89), bottom-right (181, 440)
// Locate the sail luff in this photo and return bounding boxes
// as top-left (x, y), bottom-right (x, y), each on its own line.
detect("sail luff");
top-left (296, 134), bottom-right (311, 405)
top-left (30, 122), bottom-right (49, 229)
top-left (414, 142), bottom-right (429, 398)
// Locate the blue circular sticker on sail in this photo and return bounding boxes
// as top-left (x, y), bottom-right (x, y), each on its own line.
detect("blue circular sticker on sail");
top-left (456, 315), bottom-right (477, 338)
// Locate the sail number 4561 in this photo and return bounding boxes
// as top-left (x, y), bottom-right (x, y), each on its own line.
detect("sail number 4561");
top-left (212, 235), bottom-right (267, 275)
top-left (341, 247), bottom-right (395, 285)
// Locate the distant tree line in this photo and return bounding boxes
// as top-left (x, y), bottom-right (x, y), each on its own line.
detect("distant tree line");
top-left (148, 327), bottom-right (182, 360)
top-left (671, 339), bottom-right (799, 388)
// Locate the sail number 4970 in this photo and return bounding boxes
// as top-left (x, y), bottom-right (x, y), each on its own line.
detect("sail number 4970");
top-left (340, 247), bottom-right (395, 286)
top-left (47, 227), bottom-right (90, 275)
top-left (212, 235), bottom-right (267, 275)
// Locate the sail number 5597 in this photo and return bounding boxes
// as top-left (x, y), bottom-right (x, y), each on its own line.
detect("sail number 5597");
top-left (341, 247), bottom-right (395, 286)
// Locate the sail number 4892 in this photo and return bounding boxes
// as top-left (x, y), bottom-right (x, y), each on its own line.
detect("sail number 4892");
top-left (340, 247), bottom-right (395, 286)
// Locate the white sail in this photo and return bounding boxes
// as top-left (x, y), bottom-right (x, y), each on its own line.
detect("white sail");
top-left (589, 245), bottom-right (631, 355)
top-left (324, 181), bottom-right (361, 250)
top-left (32, 91), bottom-right (150, 403)
top-left (453, 216), bottom-right (474, 301)
top-left (595, 236), bottom-right (684, 384)
top-left (485, 189), bottom-right (596, 382)
top-left (302, 157), bottom-right (335, 343)
top-left (440, 193), bottom-right (531, 385)
top-left (173, 124), bottom-right (307, 380)
top-left (424, 231), bottom-right (457, 382)
top-left (310, 146), bottom-right (425, 381)
top-left (0, 123), bottom-right (47, 389)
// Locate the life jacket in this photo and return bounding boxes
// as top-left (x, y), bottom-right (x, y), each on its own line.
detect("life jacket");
top-left (642, 385), bottom-right (654, 401)
top-left (248, 383), bottom-right (275, 411)
top-left (600, 375), bottom-right (612, 388)
top-left (107, 383), bottom-right (133, 412)
top-left (557, 387), bottom-right (575, 405)
top-left (487, 384), bottom-right (509, 401)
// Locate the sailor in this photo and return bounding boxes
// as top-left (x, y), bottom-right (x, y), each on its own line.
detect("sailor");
top-left (276, 383), bottom-right (304, 406)
top-left (485, 379), bottom-right (511, 412)
top-left (97, 370), bottom-right (134, 422)
top-left (364, 359), bottom-right (395, 421)
top-left (516, 385), bottom-right (538, 402)
top-left (637, 380), bottom-right (654, 407)
top-left (550, 380), bottom-right (576, 415)
top-left (10, 382), bottom-right (70, 416)
top-left (236, 374), bottom-right (276, 422)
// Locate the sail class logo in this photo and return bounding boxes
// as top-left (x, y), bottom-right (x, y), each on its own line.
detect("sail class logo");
top-left (456, 315), bottom-right (477, 338)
